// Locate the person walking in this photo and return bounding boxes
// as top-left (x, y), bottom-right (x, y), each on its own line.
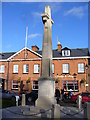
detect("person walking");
top-left (55, 88), bottom-right (60, 104)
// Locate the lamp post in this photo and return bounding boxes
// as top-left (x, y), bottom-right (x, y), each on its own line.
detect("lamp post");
top-left (85, 64), bottom-right (88, 91)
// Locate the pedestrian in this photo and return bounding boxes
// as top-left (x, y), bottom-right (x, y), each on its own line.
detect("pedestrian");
top-left (55, 88), bottom-right (60, 104)
top-left (61, 88), bottom-right (64, 100)
top-left (68, 91), bottom-right (71, 99)
top-left (71, 91), bottom-right (73, 96)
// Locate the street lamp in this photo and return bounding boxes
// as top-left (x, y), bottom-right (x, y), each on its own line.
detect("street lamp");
top-left (85, 64), bottom-right (89, 91)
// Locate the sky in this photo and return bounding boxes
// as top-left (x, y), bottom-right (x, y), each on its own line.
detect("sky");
top-left (2, 2), bottom-right (88, 52)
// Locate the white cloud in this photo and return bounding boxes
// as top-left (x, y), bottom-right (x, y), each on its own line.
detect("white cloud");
top-left (33, 12), bottom-right (41, 17)
top-left (32, 12), bottom-right (41, 20)
top-left (28, 33), bottom-right (41, 39)
top-left (64, 5), bottom-right (87, 18)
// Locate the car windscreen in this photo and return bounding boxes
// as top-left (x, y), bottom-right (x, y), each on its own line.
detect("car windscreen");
top-left (81, 93), bottom-right (90, 97)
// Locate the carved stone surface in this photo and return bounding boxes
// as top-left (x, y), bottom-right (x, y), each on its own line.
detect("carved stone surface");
top-left (41, 6), bottom-right (54, 78)
top-left (36, 6), bottom-right (56, 108)
top-left (22, 6), bottom-right (60, 118)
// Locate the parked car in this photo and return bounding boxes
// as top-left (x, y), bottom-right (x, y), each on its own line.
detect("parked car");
top-left (71, 92), bottom-right (90, 103)
top-left (0, 90), bottom-right (21, 101)
top-left (26, 90), bottom-right (38, 105)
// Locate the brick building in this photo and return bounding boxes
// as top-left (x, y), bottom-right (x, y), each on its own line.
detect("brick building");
top-left (0, 42), bottom-right (90, 94)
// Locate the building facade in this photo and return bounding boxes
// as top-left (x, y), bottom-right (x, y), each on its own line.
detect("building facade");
top-left (0, 43), bottom-right (90, 94)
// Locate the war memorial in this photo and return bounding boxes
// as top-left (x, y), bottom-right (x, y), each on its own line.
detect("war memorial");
top-left (1, 5), bottom-right (90, 120)
top-left (21, 5), bottom-right (60, 118)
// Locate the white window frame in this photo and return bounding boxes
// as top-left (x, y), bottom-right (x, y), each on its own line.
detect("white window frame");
top-left (32, 80), bottom-right (38, 90)
top-left (34, 64), bottom-right (39, 74)
top-left (62, 51), bottom-right (65, 56)
top-left (62, 50), bottom-right (70, 56)
top-left (52, 64), bottom-right (54, 74)
top-left (63, 64), bottom-right (69, 73)
top-left (23, 64), bottom-right (29, 73)
top-left (67, 50), bottom-right (70, 56)
top-left (12, 80), bottom-right (18, 90)
top-left (13, 64), bottom-right (18, 73)
top-left (0, 65), bottom-right (5, 73)
top-left (63, 80), bottom-right (78, 92)
top-left (78, 63), bottom-right (85, 73)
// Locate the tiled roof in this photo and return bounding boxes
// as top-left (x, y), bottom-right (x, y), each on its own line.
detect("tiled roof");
top-left (0, 48), bottom-right (89, 60)
top-left (37, 48), bottom-right (89, 57)
top-left (0, 52), bottom-right (16, 60)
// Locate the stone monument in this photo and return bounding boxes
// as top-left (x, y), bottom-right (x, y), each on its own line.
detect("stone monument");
top-left (23, 6), bottom-right (60, 118)
top-left (36, 6), bottom-right (56, 108)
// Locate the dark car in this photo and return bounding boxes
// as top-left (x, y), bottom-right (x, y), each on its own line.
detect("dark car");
top-left (71, 92), bottom-right (90, 103)
top-left (26, 90), bottom-right (38, 105)
top-left (0, 90), bottom-right (20, 101)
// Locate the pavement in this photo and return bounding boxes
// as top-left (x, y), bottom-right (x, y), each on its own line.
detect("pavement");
top-left (0, 104), bottom-right (85, 119)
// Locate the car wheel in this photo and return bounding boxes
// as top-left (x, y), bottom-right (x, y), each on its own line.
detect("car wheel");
top-left (75, 99), bottom-right (78, 104)
top-left (11, 96), bottom-right (15, 101)
top-left (28, 97), bottom-right (32, 102)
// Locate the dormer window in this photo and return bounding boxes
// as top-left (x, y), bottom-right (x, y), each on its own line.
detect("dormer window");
top-left (62, 50), bottom-right (70, 56)
top-left (62, 47), bottom-right (71, 56)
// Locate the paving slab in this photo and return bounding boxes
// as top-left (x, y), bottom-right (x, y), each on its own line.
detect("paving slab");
top-left (0, 105), bottom-right (85, 119)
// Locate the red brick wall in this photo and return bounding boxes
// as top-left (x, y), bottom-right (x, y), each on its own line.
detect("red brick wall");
top-left (0, 49), bottom-right (89, 94)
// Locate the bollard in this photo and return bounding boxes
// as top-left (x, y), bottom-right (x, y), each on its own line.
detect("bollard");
top-left (54, 104), bottom-right (60, 118)
top-left (40, 109), bottom-right (47, 118)
top-left (51, 104), bottom-right (54, 118)
top-left (77, 95), bottom-right (82, 109)
top-left (84, 102), bottom-right (90, 119)
top-left (22, 94), bottom-right (26, 106)
top-left (16, 96), bottom-right (19, 106)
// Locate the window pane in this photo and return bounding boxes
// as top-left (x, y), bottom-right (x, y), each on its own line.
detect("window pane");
top-left (67, 50), bottom-right (70, 56)
top-left (0, 65), bottom-right (5, 73)
top-left (62, 50), bottom-right (70, 56)
top-left (65, 51), bottom-right (67, 56)
top-left (62, 80), bottom-right (78, 91)
top-left (63, 64), bottom-right (69, 73)
top-left (78, 63), bottom-right (84, 73)
top-left (13, 65), bottom-right (18, 73)
top-left (34, 64), bottom-right (39, 73)
top-left (67, 84), bottom-right (74, 91)
top-left (62, 51), bottom-right (65, 56)
top-left (32, 80), bottom-right (38, 90)
top-left (12, 80), bottom-right (18, 89)
top-left (26, 64), bottom-right (29, 73)
top-left (52, 64), bottom-right (54, 74)
top-left (23, 64), bottom-right (28, 73)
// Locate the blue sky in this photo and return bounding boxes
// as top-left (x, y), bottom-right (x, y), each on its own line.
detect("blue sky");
top-left (2, 2), bottom-right (88, 52)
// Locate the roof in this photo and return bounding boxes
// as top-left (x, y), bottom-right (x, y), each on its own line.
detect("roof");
top-left (0, 52), bottom-right (16, 60)
top-left (0, 47), bottom-right (89, 61)
top-left (61, 47), bottom-right (71, 51)
top-left (37, 48), bottom-right (89, 58)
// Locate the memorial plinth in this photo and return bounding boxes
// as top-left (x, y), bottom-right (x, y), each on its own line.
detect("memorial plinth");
top-left (36, 6), bottom-right (56, 109)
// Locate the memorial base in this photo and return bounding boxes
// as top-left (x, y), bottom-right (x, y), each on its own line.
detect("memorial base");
top-left (36, 78), bottom-right (56, 109)
top-left (23, 104), bottom-right (60, 118)
top-left (22, 78), bottom-right (60, 118)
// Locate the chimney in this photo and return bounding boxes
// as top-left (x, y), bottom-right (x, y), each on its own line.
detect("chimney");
top-left (57, 41), bottom-right (62, 51)
top-left (32, 45), bottom-right (39, 51)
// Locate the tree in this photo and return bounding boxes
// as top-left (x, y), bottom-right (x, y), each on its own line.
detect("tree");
top-left (26, 77), bottom-right (31, 84)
